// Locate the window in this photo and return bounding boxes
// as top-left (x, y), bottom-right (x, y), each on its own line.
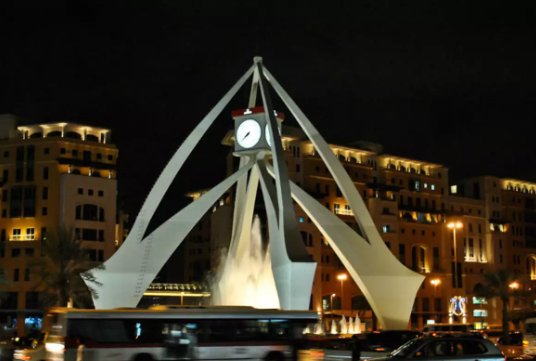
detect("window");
top-left (12, 248), bottom-right (21, 258)
top-left (42, 187), bottom-right (48, 200)
top-left (423, 298), bottom-right (430, 311)
top-left (88, 189), bottom-right (94, 196)
top-left (3, 151), bottom-right (8, 158)
top-left (98, 190), bottom-right (104, 197)
top-left (1, 210), bottom-right (5, 218)
top-left (78, 188), bottom-right (83, 195)
top-left (472, 297), bottom-right (487, 305)
top-left (13, 268), bottom-right (19, 282)
top-left (326, 274), bottom-right (330, 282)
top-left (24, 268), bottom-right (30, 282)
top-left (98, 250), bottom-right (104, 262)
top-left (25, 248), bottom-right (34, 257)
top-left (26, 228), bottom-right (35, 240)
top-left (2, 169), bottom-right (8, 183)
top-left (434, 298), bottom-right (442, 312)
top-left (433, 247), bottom-right (440, 270)
top-left (382, 225), bottom-right (390, 233)
top-left (44, 147), bottom-right (50, 155)
top-left (60, 148), bottom-right (66, 154)
top-left (399, 244), bottom-right (406, 264)
top-left (82, 229), bottom-right (98, 241)
top-left (295, 164), bottom-right (300, 172)
top-left (43, 167), bottom-right (49, 180)
top-left (97, 153), bottom-right (102, 160)
top-left (431, 184), bottom-right (435, 190)
top-left (82, 204), bottom-right (99, 221)
top-left (299, 217), bottom-right (304, 223)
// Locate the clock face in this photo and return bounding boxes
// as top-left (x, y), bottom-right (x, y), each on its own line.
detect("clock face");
top-left (236, 119), bottom-right (262, 149)
top-left (265, 124), bottom-right (281, 147)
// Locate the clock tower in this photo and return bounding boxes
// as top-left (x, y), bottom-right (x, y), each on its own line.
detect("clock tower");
top-left (231, 106), bottom-right (283, 155)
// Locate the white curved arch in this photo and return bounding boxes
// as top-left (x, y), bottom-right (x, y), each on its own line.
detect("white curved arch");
top-left (87, 66), bottom-right (254, 308)
top-left (285, 175), bottom-right (424, 329)
top-left (91, 160), bottom-right (254, 309)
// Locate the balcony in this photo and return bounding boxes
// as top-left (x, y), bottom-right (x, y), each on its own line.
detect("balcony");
top-left (57, 157), bottom-right (116, 170)
top-left (399, 203), bottom-right (443, 215)
top-left (10, 234), bottom-right (36, 241)
top-left (335, 208), bottom-right (354, 216)
top-left (306, 190), bottom-right (328, 199)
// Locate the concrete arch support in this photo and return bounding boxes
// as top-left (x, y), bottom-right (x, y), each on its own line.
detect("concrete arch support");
top-left (91, 160), bottom-right (254, 309)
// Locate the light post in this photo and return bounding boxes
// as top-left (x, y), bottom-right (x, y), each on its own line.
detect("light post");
top-left (337, 274), bottom-right (347, 313)
top-left (447, 221), bottom-right (463, 289)
top-left (430, 279), bottom-right (441, 321)
top-left (330, 293), bottom-right (336, 323)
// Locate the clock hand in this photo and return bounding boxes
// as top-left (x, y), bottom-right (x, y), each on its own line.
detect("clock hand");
top-left (242, 132), bottom-right (250, 141)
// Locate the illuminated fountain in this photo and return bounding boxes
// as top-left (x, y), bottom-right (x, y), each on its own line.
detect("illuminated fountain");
top-left (211, 215), bottom-right (280, 308)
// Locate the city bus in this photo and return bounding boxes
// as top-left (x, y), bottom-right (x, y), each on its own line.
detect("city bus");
top-left (523, 317), bottom-right (536, 355)
top-left (44, 306), bottom-right (320, 361)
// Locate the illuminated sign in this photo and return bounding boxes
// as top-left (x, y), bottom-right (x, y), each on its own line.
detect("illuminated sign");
top-left (449, 296), bottom-right (467, 317)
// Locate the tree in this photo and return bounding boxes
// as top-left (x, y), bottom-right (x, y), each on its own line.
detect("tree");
top-left (474, 269), bottom-right (529, 344)
top-left (29, 227), bottom-right (105, 308)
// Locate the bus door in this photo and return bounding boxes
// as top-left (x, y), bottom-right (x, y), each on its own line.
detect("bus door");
top-left (165, 323), bottom-right (197, 360)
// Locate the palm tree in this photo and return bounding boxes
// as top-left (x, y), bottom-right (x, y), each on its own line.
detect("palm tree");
top-left (474, 269), bottom-right (529, 343)
top-left (29, 227), bottom-right (105, 308)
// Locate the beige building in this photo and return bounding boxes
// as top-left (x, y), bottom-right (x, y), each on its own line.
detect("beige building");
top-left (0, 114), bottom-right (119, 335)
top-left (174, 123), bottom-right (536, 331)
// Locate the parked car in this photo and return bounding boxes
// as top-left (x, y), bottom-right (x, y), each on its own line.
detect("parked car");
top-left (368, 335), bottom-right (504, 361)
top-left (13, 332), bottom-right (46, 361)
top-left (321, 331), bottom-right (422, 360)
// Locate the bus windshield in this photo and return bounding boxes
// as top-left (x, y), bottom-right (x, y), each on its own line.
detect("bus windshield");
top-left (526, 322), bottom-right (536, 335)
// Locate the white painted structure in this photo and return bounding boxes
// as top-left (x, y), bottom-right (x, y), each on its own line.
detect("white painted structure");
top-left (87, 57), bottom-right (424, 329)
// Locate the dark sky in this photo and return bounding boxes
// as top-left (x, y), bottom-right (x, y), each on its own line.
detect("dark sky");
top-left (1, 0), bottom-right (536, 220)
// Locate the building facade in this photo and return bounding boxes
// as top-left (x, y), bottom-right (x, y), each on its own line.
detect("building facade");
top-left (0, 114), bottom-right (119, 335)
top-left (169, 117), bottom-right (536, 331)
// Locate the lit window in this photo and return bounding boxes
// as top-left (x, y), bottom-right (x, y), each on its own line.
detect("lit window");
top-left (473, 309), bottom-right (488, 317)
top-left (472, 297), bottom-right (487, 305)
top-left (424, 183), bottom-right (428, 189)
top-left (431, 184), bottom-right (435, 190)
top-left (299, 217), bottom-right (304, 223)
top-left (382, 225), bottom-right (390, 233)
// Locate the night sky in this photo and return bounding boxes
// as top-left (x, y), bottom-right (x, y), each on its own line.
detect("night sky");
top-left (1, 0), bottom-right (536, 221)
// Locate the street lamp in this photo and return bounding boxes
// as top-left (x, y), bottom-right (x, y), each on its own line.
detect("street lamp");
top-left (430, 279), bottom-right (441, 321)
top-left (447, 221), bottom-right (463, 290)
top-left (337, 274), bottom-right (347, 312)
top-left (509, 282), bottom-right (519, 290)
top-left (330, 293), bottom-right (336, 322)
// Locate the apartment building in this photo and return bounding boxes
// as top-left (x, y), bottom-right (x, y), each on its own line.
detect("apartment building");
top-left (0, 114), bottom-right (118, 335)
